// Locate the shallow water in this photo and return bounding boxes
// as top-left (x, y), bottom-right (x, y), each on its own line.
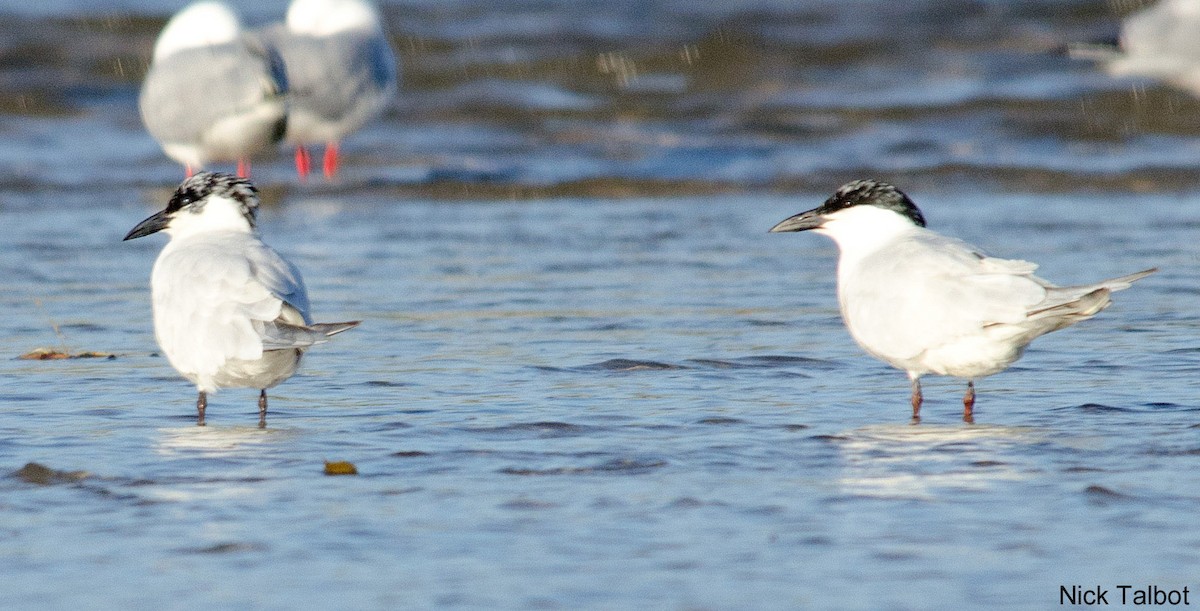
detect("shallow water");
top-left (2, 0), bottom-right (1199, 609)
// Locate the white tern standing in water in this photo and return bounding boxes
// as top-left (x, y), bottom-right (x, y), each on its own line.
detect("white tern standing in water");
top-left (769, 179), bottom-right (1155, 422)
top-left (124, 172), bottom-right (359, 426)
top-left (254, 0), bottom-right (398, 180)
top-left (139, 1), bottom-right (288, 177)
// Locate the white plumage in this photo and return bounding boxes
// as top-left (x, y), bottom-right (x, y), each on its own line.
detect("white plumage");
top-left (770, 179), bottom-right (1155, 421)
top-left (125, 172), bottom-right (358, 426)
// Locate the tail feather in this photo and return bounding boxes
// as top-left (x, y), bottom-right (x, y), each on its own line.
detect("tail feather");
top-left (1025, 267), bottom-right (1155, 323)
top-left (1092, 267), bottom-right (1157, 292)
top-left (310, 321), bottom-right (361, 337)
top-left (1041, 267), bottom-right (1156, 305)
top-left (1028, 287), bottom-right (1111, 319)
top-left (257, 320), bottom-right (360, 350)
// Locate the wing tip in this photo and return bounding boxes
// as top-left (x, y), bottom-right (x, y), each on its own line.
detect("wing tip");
top-left (318, 320), bottom-right (361, 337)
top-left (1106, 267), bottom-right (1157, 291)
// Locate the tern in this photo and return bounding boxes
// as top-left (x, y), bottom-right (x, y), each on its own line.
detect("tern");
top-left (139, 1), bottom-right (288, 177)
top-left (769, 179), bottom-right (1155, 422)
top-left (124, 172), bottom-right (359, 426)
top-left (255, 0), bottom-right (398, 180)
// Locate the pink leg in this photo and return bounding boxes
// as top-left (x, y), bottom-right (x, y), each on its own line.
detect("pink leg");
top-left (237, 158), bottom-right (250, 178)
top-left (323, 141), bottom-right (339, 179)
top-left (295, 146), bottom-right (311, 179)
top-left (185, 163), bottom-right (194, 178)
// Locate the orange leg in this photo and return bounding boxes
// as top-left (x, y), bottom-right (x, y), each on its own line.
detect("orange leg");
top-left (323, 140), bottom-right (339, 179)
top-left (295, 146), bottom-right (311, 179)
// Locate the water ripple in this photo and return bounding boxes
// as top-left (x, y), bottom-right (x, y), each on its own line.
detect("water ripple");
top-left (499, 458), bottom-right (668, 476)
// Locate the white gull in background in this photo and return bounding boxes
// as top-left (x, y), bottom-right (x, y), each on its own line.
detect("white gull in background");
top-left (255, 0), bottom-right (398, 180)
top-left (770, 180), bottom-right (1155, 422)
top-left (123, 172), bottom-right (359, 426)
top-left (139, 1), bottom-right (288, 177)
top-left (1071, 0), bottom-right (1200, 94)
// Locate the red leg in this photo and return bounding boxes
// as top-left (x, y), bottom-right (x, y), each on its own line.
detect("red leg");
top-left (185, 163), bottom-right (194, 178)
top-left (323, 140), bottom-right (339, 179)
top-left (294, 146), bottom-right (311, 179)
top-left (237, 158), bottom-right (250, 178)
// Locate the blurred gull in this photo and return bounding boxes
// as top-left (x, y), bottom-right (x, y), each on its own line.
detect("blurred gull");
top-left (1071, 0), bottom-right (1200, 93)
top-left (770, 180), bottom-right (1155, 422)
top-left (139, 1), bottom-right (288, 177)
top-left (124, 172), bottom-right (359, 427)
top-left (256, 0), bottom-right (398, 180)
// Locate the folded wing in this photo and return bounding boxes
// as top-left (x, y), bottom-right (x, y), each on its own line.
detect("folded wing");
top-left (153, 234), bottom-right (319, 377)
top-left (842, 229), bottom-right (1154, 361)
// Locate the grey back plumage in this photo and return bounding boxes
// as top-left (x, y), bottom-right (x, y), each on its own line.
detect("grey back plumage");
top-left (252, 17), bottom-right (397, 144)
top-left (139, 6), bottom-right (288, 168)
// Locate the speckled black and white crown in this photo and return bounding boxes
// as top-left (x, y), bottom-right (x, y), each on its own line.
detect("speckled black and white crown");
top-left (167, 172), bottom-right (260, 226)
top-left (818, 179), bottom-right (926, 228)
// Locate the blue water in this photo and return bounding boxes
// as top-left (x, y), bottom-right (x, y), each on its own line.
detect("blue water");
top-left (2, 0), bottom-right (1199, 608)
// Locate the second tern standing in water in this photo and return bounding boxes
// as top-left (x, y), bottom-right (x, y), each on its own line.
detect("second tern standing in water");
top-left (770, 180), bottom-right (1155, 422)
top-left (124, 173), bottom-right (359, 426)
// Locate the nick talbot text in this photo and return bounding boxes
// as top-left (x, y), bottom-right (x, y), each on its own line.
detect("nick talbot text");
top-left (1061, 585), bottom-right (1190, 606)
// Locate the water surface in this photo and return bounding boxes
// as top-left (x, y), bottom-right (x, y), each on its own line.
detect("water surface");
top-left (1, 0), bottom-right (1198, 608)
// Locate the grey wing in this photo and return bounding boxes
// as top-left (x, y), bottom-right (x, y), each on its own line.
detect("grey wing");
top-left (243, 242), bottom-right (363, 350)
top-left (272, 30), bottom-right (397, 130)
top-left (139, 42), bottom-right (284, 145)
top-left (242, 30), bottom-right (290, 96)
top-left (243, 241), bottom-right (342, 352)
top-left (245, 240), bottom-right (312, 325)
top-left (366, 31), bottom-right (400, 92)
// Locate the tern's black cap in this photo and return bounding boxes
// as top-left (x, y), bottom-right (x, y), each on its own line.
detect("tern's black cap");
top-left (817, 179), bottom-right (926, 228)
